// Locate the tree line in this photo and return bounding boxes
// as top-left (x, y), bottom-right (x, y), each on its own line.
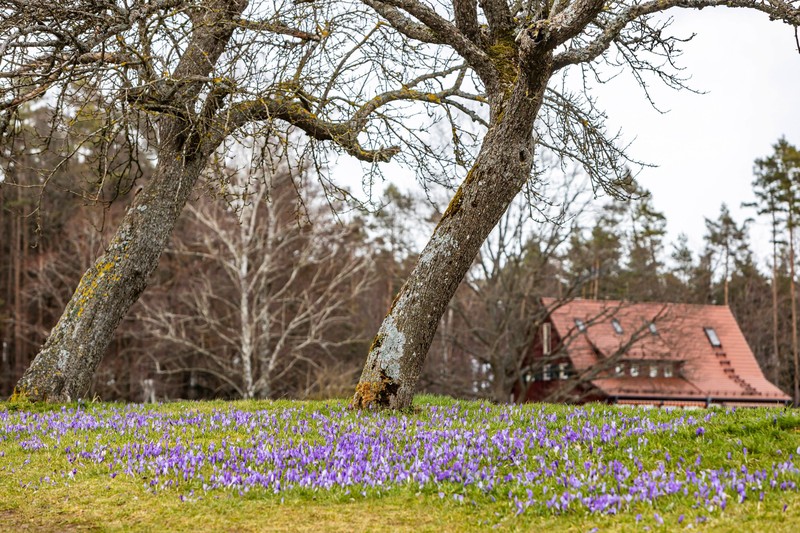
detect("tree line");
top-left (2, 104), bottom-right (798, 403)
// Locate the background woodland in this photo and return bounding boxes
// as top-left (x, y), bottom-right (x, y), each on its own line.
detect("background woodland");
top-left (1, 107), bottom-right (798, 403)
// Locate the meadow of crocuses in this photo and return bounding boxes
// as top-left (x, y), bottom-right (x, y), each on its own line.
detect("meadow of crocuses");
top-left (2, 396), bottom-right (800, 531)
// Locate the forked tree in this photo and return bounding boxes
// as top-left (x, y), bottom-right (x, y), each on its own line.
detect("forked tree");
top-left (2, 0), bottom-right (798, 406)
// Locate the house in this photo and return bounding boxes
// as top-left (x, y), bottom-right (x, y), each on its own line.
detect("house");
top-left (515, 298), bottom-right (790, 407)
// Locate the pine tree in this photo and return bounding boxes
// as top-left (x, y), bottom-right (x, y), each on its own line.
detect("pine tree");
top-left (623, 188), bottom-right (667, 301)
top-left (704, 204), bottom-right (750, 306)
top-left (752, 138), bottom-right (800, 405)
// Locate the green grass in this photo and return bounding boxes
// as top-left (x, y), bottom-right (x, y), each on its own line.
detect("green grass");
top-left (1, 395), bottom-right (800, 532)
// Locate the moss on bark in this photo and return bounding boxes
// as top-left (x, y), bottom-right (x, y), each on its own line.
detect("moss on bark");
top-left (351, 370), bottom-right (399, 409)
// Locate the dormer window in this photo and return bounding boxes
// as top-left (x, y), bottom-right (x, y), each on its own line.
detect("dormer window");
top-left (664, 364), bottom-right (674, 378)
top-left (704, 327), bottom-right (722, 347)
top-left (629, 363), bottom-right (639, 377)
top-left (574, 319), bottom-right (586, 332)
top-left (648, 322), bottom-right (658, 335)
top-left (611, 318), bottom-right (624, 334)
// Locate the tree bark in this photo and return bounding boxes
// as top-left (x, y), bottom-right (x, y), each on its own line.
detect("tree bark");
top-left (771, 216), bottom-right (781, 384)
top-left (790, 220), bottom-right (799, 406)
top-left (12, 180), bottom-right (25, 381)
top-left (352, 52), bottom-right (552, 409)
top-left (14, 150), bottom-right (206, 401)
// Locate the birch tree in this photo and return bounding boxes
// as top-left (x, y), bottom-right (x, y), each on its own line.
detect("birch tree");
top-left (137, 155), bottom-right (372, 400)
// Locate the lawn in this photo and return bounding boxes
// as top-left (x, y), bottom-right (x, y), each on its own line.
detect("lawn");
top-left (2, 395), bottom-right (800, 532)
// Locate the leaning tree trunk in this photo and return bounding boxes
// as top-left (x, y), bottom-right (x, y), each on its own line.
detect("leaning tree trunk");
top-left (12, 0), bottom-right (245, 402)
top-left (14, 148), bottom-right (206, 402)
top-left (352, 53), bottom-right (553, 409)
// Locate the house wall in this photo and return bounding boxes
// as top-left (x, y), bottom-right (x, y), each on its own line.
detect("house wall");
top-left (513, 319), bottom-right (606, 403)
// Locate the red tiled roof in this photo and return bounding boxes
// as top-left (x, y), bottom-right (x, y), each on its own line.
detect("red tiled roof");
top-left (542, 297), bottom-right (790, 403)
top-left (591, 377), bottom-right (701, 396)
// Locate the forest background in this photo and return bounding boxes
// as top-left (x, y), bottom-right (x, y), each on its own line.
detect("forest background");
top-left (2, 97), bottom-right (798, 404)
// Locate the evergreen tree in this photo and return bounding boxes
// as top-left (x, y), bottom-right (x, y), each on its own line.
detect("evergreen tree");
top-left (622, 188), bottom-right (667, 301)
top-left (663, 233), bottom-right (701, 303)
top-left (704, 204), bottom-right (750, 306)
top-left (566, 199), bottom-right (625, 300)
top-left (752, 138), bottom-right (800, 405)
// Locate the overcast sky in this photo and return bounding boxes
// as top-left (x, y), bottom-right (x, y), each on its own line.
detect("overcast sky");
top-left (336, 8), bottom-right (800, 266)
top-left (586, 8), bottom-right (800, 264)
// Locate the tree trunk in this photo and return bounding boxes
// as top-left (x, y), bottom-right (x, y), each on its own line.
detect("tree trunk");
top-left (12, 181), bottom-right (24, 381)
top-left (771, 219), bottom-right (781, 384)
top-left (239, 245), bottom-right (255, 400)
top-left (352, 55), bottom-right (552, 409)
top-left (14, 150), bottom-right (206, 402)
top-left (12, 0), bottom-right (246, 402)
top-left (790, 220), bottom-right (799, 406)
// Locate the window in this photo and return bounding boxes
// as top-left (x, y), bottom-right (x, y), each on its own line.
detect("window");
top-left (704, 327), bottom-right (722, 348)
top-left (558, 363), bottom-right (568, 380)
top-left (543, 364), bottom-right (552, 381)
top-left (611, 318), bottom-right (624, 334)
top-left (649, 365), bottom-right (658, 378)
top-left (664, 364), bottom-right (674, 378)
top-left (648, 322), bottom-right (658, 335)
top-left (574, 318), bottom-right (586, 332)
top-left (615, 364), bottom-right (625, 377)
top-left (629, 363), bottom-right (639, 377)
top-left (542, 323), bottom-right (551, 355)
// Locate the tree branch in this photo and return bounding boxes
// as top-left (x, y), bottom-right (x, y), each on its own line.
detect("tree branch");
top-left (362, 0), bottom-right (446, 43)
top-left (215, 96), bottom-right (401, 162)
top-left (365, 0), bottom-right (500, 88)
top-left (552, 0), bottom-right (800, 72)
top-left (231, 17), bottom-right (321, 41)
top-left (479, 0), bottom-right (515, 39)
top-left (453, 0), bottom-right (482, 44)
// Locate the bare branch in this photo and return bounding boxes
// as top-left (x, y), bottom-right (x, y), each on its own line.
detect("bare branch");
top-left (366, 0), bottom-right (500, 87)
top-left (362, 0), bottom-right (446, 43)
top-left (216, 97), bottom-right (401, 162)
top-left (453, 0), bottom-right (482, 44)
top-left (552, 0), bottom-right (800, 72)
top-left (232, 17), bottom-right (322, 41)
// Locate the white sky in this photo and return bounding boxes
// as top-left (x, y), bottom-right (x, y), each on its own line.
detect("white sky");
top-left (583, 8), bottom-right (800, 264)
top-left (336, 8), bottom-right (800, 266)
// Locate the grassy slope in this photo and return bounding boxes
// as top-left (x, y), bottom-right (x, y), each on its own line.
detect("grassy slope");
top-left (1, 396), bottom-right (800, 532)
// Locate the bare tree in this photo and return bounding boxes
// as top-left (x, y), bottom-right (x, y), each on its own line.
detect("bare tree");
top-left (351, 0), bottom-right (800, 409)
top-left (0, 101), bottom-right (147, 397)
top-left (2, 0), bottom-right (401, 401)
top-left (136, 150), bottom-right (372, 400)
top-left (423, 172), bottom-right (587, 402)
